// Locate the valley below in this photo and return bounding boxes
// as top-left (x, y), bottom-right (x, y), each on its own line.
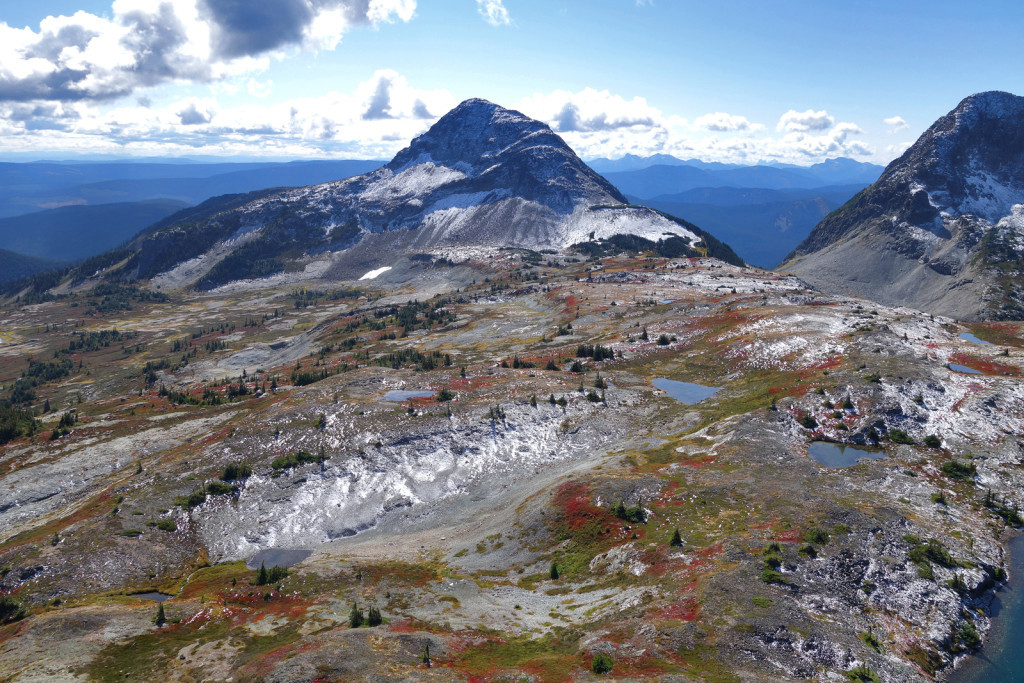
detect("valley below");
top-left (0, 250), bottom-right (1022, 681)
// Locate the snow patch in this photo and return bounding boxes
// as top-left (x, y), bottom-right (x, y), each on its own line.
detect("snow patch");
top-left (359, 266), bottom-right (393, 280)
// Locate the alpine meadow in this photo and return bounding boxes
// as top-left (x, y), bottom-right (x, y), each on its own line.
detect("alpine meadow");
top-left (1, 2), bottom-right (1024, 681)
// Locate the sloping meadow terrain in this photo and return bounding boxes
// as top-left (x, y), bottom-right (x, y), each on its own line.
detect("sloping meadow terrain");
top-left (0, 251), bottom-right (1022, 681)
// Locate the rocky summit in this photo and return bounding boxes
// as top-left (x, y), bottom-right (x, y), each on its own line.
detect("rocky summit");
top-left (783, 91), bottom-right (1024, 321)
top-left (123, 99), bottom-right (736, 292)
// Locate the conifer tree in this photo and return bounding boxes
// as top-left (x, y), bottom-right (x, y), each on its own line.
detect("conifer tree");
top-left (256, 561), bottom-right (268, 586)
top-left (670, 528), bottom-right (683, 547)
top-left (154, 602), bottom-right (166, 627)
top-left (349, 602), bottom-right (364, 628)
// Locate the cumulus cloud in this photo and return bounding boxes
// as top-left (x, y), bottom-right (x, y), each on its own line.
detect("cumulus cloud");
top-left (693, 112), bottom-right (760, 132)
top-left (521, 88), bottom-right (659, 133)
top-left (884, 115), bottom-right (908, 132)
top-left (0, 1), bottom-right (417, 103)
top-left (777, 108), bottom-right (834, 132)
top-left (0, 75), bottom-right (880, 166)
top-left (177, 99), bottom-right (216, 125)
top-left (412, 99), bottom-right (432, 119)
top-left (363, 76), bottom-right (394, 120)
top-left (519, 88), bottom-right (874, 164)
top-left (0, 69), bottom-right (456, 159)
top-left (476, 0), bottom-right (512, 26)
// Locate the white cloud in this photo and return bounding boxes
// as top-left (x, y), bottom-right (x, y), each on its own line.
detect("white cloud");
top-left (693, 112), bottom-right (761, 132)
top-left (831, 122), bottom-right (864, 140)
top-left (476, 0), bottom-right (512, 26)
top-left (777, 108), bottom-right (834, 132)
top-left (518, 89), bottom-right (873, 164)
top-left (884, 115), bottom-right (908, 132)
top-left (519, 88), bottom-right (660, 133)
top-left (177, 98), bottom-right (217, 125)
top-left (0, 77), bottom-right (878, 165)
top-left (0, 69), bottom-right (456, 159)
top-left (0, 1), bottom-right (418, 103)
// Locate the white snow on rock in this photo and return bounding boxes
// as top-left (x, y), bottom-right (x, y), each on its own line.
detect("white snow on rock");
top-left (198, 402), bottom-right (615, 560)
top-left (359, 266), bottom-right (392, 280)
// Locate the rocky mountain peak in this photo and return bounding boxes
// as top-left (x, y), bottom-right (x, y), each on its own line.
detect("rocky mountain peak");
top-left (388, 98), bottom-right (552, 171)
top-left (783, 91), bottom-right (1024, 320)
top-left (884, 90), bottom-right (1024, 222)
top-left (385, 98), bottom-right (627, 205)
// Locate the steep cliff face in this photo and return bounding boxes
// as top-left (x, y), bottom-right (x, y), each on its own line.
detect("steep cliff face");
top-left (783, 91), bottom-right (1024, 320)
top-left (131, 99), bottom-right (724, 290)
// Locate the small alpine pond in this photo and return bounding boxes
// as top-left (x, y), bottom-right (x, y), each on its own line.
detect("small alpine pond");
top-left (383, 389), bottom-right (436, 401)
top-left (807, 441), bottom-right (886, 468)
top-left (652, 378), bottom-right (722, 404)
top-left (246, 548), bottom-right (313, 570)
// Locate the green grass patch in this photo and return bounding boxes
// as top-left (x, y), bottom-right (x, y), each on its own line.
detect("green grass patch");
top-left (858, 630), bottom-right (881, 651)
top-left (847, 665), bottom-right (881, 683)
top-left (454, 631), bottom-right (579, 681)
top-left (941, 460), bottom-right (977, 481)
top-left (802, 528), bottom-right (830, 545)
top-left (82, 615), bottom-right (232, 681)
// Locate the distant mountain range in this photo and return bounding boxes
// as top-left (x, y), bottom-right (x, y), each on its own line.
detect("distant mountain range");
top-left (0, 200), bottom-right (188, 263)
top-left (783, 91), bottom-right (1024, 320)
top-left (0, 159), bottom-right (384, 220)
top-left (0, 141), bottom-right (881, 274)
top-left (589, 156), bottom-right (882, 267)
top-left (633, 189), bottom-right (862, 269)
top-left (0, 249), bottom-right (62, 284)
top-left (0, 161), bottom-right (385, 268)
top-left (601, 157), bottom-right (882, 194)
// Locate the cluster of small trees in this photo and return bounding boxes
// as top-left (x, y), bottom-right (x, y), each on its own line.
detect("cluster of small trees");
top-left (221, 462), bottom-right (252, 481)
top-left (610, 499), bottom-right (646, 524)
top-left (254, 561), bottom-right (288, 586)
top-left (576, 344), bottom-right (614, 361)
top-left (500, 355), bottom-right (535, 369)
top-left (49, 410), bottom-right (77, 440)
top-left (270, 448), bottom-right (327, 471)
top-left (349, 603), bottom-right (383, 627)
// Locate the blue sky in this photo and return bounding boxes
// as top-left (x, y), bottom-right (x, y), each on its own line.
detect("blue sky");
top-left (0, 0), bottom-right (1021, 164)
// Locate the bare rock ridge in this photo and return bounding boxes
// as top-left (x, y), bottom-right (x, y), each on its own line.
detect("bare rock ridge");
top-left (782, 91), bottom-right (1024, 321)
top-left (124, 98), bottom-right (738, 290)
